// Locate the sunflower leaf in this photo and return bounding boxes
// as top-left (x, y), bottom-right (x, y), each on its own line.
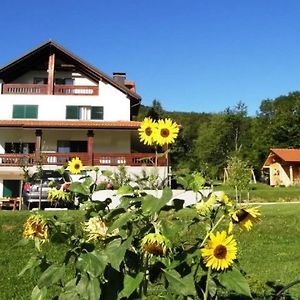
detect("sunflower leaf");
top-left (218, 267), bottom-right (252, 298)
top-left (164, 269), bottom-right (197, 296)
top-left (141, 188), bottom-right (172, 214)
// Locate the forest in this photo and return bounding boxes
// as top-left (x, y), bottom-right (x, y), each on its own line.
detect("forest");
top-left (136, 91), bottom-right (300, 181)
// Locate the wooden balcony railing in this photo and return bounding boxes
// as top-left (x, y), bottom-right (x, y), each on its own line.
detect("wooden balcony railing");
top-left (54, 85), bottom-right (98, 95)
top-left (0, 152), bottom-right (167, 167)
top-left (2, 84), bottom-right (48, 94)
top-left (1, 84), bottom-right (98, 96)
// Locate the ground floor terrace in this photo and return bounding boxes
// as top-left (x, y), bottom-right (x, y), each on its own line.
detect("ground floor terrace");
top-left (0, 120), bottom-right (168, 203)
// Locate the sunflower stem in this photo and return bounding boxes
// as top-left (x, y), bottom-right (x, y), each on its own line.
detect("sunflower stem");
top-left (204, 267), bottom-right (212, 300)
top-left (200, 214), bottom-right (225, 248)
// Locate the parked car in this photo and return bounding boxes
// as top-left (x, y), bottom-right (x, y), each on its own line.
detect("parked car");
top-left (22, 170), bottom-right (72, 209)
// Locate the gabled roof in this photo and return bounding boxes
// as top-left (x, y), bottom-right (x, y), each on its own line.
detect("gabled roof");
top-left (0, 120), bottom-right (141, 130)
top-left (270, 148), bottom-right (300, 162)
top-left (263, 148), bottom-right (300, 167)
top-left (0, 40), bottom-right (141, 105)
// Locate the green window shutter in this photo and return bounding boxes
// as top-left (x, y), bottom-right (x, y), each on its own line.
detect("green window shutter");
top-left (12, 105), bottom-right (25, 118)
top-left (91, 106), bottom-right (103, 120)
top-left (13, 105), bottom-right (38, 118)
top-left (66, 106), bottom-right (79, 119)
top-left (25, 105), bottom-right (38, 118)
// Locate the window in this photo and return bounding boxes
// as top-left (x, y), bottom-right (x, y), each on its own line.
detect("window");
top-left (34, 78), bottom-right (47, 84)
top-left (66, 106), bottom-right (103, 120)
top-left (5, 142), bottom-right (35, 154)
top-left (12, 105), bottom-right (38, 119)
top-left (57, 140), bottom-right (87, 152)
top-left (91, 106), bottom-right (103, 120)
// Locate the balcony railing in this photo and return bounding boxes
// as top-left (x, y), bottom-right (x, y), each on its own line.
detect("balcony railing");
top-left (0, 152), bottom-right (167, 167)
top-left (1, 84), bottom-right (98, 96)
top-left (54, 85), bottom-right (98, 95)
top-left (2, 84), bottom-right (48, 94)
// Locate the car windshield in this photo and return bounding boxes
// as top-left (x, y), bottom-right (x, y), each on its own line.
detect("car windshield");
top-left (31, 170), bottom-right (71, 183)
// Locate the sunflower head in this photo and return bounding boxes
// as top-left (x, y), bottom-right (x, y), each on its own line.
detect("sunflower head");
top-left (195, 193), bottom-right (217, 216)
top-left (68, 157), bottom-right (83, 174)
top-left (141, 233), bottom-right (171, 256)
top-left (83, 216), bottom-right (118, 241)
top-left (229, 206), bottom-right (261, 231)
top-left (154, 118), bottom-right (179, 146)
top-left (216, 191), bottom-right (232, 207)
top-left (23, 214), bottom-right (49, 244)
top-left (138, 117), bottom-right (156, 146)
top-left (201, 231), bottom-right (237, 271)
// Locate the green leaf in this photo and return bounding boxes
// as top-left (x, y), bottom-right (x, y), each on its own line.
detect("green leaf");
top-left (117, 272), bottom-right (144, 299)
top-left (105, 207), bottom-right (126, 222)
top-left (105, 237), bottom-right (133, 271)
top-left (76, 251), bottom-right (107, 277)
top-left (31, 285), bottom-right (47, 300)
top-left (109, 211), bottom-right (134, 232)
top-left (18, 255), bottom-right (41, 277)
top-left (164, 269), bottom-right (197, 296)
top-left (14, 237), bottom-right (29, 248)
top-left (87, 277), bottom-right (101, 300)
top-left (116, 185), bottom-right (134, 195)
top-left (102, 169), bottom-right (113, 177)
top-left (141, 188), bottom-right (172, 214)
top-left (59, 279), bottom-right (80, 300)
top-left (37, 264), bottom-right (66, 288)
top-left (69, 182), bottom-right (90, 195)
top-left (218, 267), bottom-right (252, 298)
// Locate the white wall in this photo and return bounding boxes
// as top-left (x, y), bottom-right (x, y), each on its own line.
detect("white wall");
top-left (1, 77), bottom-right (131, 121)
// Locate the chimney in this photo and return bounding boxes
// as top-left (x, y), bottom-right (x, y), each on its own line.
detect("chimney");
top-left (113, 72), bottom-right (126, 85)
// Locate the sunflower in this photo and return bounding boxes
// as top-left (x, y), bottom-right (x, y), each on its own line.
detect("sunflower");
top-left (229, 206), bottom-right (261, 231)
top-left (153, 118), bottom-right (179, 146)
top-left (201, 231), bottom-right (237, 271)
top-left (23, 214), bottom-right (49, 244)
top-left (83, 216), bottom-right (118, 241)
top-left (68, 157), bottom-right (83, 174)
top-left (141, 233), bottom-right (171, 256)
top-left (138, 117), bottom-right (156, 146)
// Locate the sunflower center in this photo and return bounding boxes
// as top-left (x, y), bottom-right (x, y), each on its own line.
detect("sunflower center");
top-left (213, 245), bottom-right (227, 259)
top-left (74, 163), bottom-right (81, 170)
top-left (236, 209), bottom-right (249, 222)
top-left (143, 242), bottom-right (165, 256)
top-left (160, 128), bottom-right (170, 138)
top-left (145, 127), bottom-right (152, 136)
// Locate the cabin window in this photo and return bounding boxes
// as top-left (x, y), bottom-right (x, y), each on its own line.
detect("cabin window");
top-left (12, 105), bottom-right (38, 119)
top-left (66, 106), bottom-right (103, 120)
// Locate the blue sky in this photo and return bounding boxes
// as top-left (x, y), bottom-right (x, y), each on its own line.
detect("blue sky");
top-left (1, 0), bottom-right (300, 115)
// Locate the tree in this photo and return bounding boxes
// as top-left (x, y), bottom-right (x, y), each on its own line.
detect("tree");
top-left (226, 155), bottom-right (250, 202)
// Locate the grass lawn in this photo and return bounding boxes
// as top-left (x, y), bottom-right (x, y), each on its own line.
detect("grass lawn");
top-left (1, 204), bottom-right (300, 299)
top-left (214, 182), bottom-right (300, 203)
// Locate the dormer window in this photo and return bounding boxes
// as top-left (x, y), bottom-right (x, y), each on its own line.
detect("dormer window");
top-left (66, 105), bottom-right (103, 120)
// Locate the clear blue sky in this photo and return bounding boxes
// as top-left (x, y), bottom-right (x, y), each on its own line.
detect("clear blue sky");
top-left (1, 0), bottom-right (300, 115)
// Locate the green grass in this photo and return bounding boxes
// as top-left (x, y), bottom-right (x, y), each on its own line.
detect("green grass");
top-left (1, 205), bottom-right (300, 299)
top-left (214, 182), bottom-right (300, 202)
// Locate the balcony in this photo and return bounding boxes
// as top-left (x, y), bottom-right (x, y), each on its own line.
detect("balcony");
top-left (1, 84), bottom-right (99, 96)
top-left (0, 152), bottom-right (167, 167)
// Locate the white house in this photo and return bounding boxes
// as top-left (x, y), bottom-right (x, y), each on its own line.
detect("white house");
top-left (0, 41), bottom-right (167, 199)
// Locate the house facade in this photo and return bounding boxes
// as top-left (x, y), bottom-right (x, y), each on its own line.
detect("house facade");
top-left (0, 41), bottom-right (166, 199)
top-left (262, 148), bottom-right (300, 186)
